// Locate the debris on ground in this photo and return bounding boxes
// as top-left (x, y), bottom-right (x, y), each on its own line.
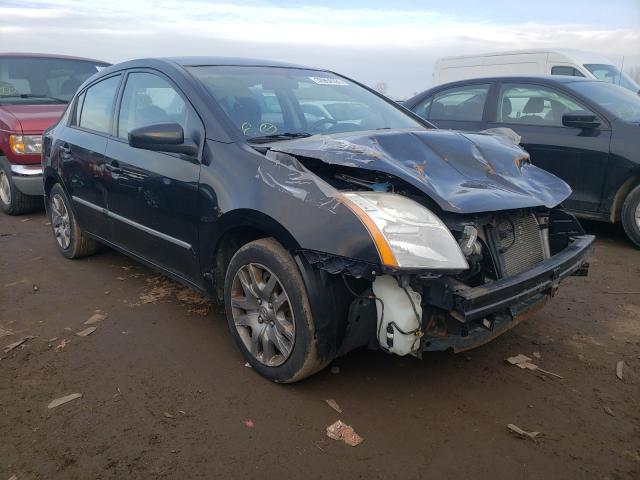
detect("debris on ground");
top-left (533, 351), bottom-right (542, 359)
top-left (8, 474), bottom-right (17, 480)
top-left (33, 284), bottom-right (39, 291)
top-left (0, 327), bottom-right (13, 338)
top-left (244, 362), bottom-right (251, 368)
top-left (616, 361), bottom-right (624, 380)
top-left (3, 335), bottom-right (36, 354)
top-left (48, 393), bottom-right (83, 409)
top-left (84, 312), bottom-right (107, 325)
top-left (20, 217), bottom-right (32, 222)
top-left (604, 406), bottom-right (615, 417)
top-left (164, 411), bottom-right (175, 419)
top-left (54, 339), bottom-right (68, 351)
top-left (243, 419), bottom-right (254, 428)
top-left (326, 420), bottom-right (363, 446)
top-left (104, 291), bottom-right (110, 295)
top-left (325, 399), bottom-right (343, 413)
top-left (331, 366), bottom-right (340, 374)
top-left (507, 423), bottom-right (541, 441)
top-left (76, 327), bottom-right (97, 337)
top-left (505, 354), bottom-right (563, 379)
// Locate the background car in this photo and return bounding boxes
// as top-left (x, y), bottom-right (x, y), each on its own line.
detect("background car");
top-left (0, 52), bottom-right (110, 215)
top-left (404, 76), bottom-right (640, 247)
top-left (43, 58), bottom-right (592, 382)
top-left (433, 49), bottom-right (640, 94)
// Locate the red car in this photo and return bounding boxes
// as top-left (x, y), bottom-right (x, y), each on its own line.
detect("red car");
top-left (0, 53), bottom-right (110, 215)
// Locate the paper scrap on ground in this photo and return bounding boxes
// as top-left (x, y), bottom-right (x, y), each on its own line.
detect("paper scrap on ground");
top-left (76, 327), bottom-right (97, 337)
top-left (507, 423), bottom-right (540, 441)
top-left (54, 339), bottom-right (68, 351)
top-left (84, 312), bottom-right (107, 325)
top-left (48, 393), bottom-right (83, 409)
top-left (3, 336), bottom-right (36, 353)
top-left (243, 419), bottom-right (254, 428)
top-left (616, 361), bottom-right (624, 380)
top-left (505, 354), bottom-right (563, 379)
top-left (325, 399), bottom-right (343, 413)
top-left (326, 420), bottom-right (363, 446)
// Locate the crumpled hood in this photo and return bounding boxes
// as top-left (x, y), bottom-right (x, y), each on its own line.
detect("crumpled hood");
top-left (269, 129), bottom-right (572, 214)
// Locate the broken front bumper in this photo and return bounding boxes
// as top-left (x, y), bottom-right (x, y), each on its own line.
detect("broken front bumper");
top-left (422, 234), bottom-right (594, 352)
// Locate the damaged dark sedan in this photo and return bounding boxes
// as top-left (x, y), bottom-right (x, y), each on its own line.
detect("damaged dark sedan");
top-left (42, 57), bottom-right (594, 382)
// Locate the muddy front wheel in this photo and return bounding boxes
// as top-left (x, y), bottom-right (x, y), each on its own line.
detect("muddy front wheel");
top-left (224, 238), bottom-right (329, 383)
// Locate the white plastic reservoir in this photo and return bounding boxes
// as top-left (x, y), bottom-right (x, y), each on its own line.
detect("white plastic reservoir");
top-left (372, 275), bottom-right (423, 356)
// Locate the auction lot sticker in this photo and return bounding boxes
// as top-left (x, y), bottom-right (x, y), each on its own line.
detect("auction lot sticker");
top-left (309, 76), bottom-right (349, 86)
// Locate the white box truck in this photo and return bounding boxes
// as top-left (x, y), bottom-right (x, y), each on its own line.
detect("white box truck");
top-left (433, 49), bottom-right (639, 93)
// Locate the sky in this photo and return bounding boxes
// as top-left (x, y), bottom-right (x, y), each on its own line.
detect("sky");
top-left (1, 0), bottom-right (639, 98)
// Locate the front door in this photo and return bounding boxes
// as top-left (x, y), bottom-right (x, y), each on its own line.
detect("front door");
top-left (486, 82), bottom-right (611, 214)
top-left (104, 71), bottom-right (204, 282)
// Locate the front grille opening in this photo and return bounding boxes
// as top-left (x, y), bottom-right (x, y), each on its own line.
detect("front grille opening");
top-left (492, 212), bottom-right (549, 277)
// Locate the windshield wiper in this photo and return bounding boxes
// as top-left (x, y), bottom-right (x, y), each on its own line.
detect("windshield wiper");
top-left (248, 132), bottom-right (312, 144)
top-left (0, 94), bottom-right (67, 104)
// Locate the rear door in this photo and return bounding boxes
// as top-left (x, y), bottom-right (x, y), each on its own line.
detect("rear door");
top-left (409, 83), bottom-right (492, 132)
top-left (485, 82), bottom-right (611, 213)
top-left (103, 70), bottom-right (204, 281)
top-left (60, 74), bottom-right (122, 239)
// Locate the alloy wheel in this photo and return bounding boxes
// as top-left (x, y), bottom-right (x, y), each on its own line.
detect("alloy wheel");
top-left (230, 263), bottom-right (295, 366)
top-left (635, 202), bottom-right (640, 230)
top-left (50, 194), bottom-right (71, 249)
top-left (0, 170), bottom-right (11, 205)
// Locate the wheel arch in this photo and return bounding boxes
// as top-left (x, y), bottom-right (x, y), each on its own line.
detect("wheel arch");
top-left (207, 209), bottom-right (302, 303)
top-left (610, 173), bottom-right (640, 223)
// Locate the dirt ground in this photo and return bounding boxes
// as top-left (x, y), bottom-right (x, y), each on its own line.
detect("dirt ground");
top-left (1, 211), bottom-right (639, 479)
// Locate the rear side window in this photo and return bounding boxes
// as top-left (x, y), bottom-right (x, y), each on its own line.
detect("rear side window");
top-left (551, 66), bottom-right (585, 77)
top-left (117, 72), bottom-right (188, 139)
top-left (419, 84), bottom-right (490, 122)
top-left (78, 75), bottom-right (121, 134)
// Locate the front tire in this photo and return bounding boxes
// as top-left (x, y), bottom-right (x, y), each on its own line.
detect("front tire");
top-left (224, 238), bottom-right (329, 383)
top-left (621, 184), bottom-right (640, 249)
top-left (0, 158), bottom-right (42, 215)
top-left (48, 184), bottom-right (101, 259)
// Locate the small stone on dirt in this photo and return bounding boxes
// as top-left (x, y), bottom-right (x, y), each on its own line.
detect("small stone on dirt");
top-left (325, 399), bottom-right (343, 413)
top-left (33, 284), bottom-right (39, 291)
top-left (604, 406), bottom-right (615, 417)
top-left (54, 339), bottom-right (68, 351)
top-left (76, 327), bottom-right (97, 337)
top-left (48, 393), bottom-right (82, 409)
top-left (533, 351), bottom-right (541, 359)
top-left (326, 420), bottom-right (363, 447)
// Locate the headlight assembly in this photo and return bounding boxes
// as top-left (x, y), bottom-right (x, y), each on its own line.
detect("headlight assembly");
top-left (342, 191), bottom-right (468, 270)
top-left (9, 134), bottom-right (43, 154)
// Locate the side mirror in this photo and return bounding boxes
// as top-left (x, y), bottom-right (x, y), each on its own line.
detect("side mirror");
top-left (562, 111), bottom-right (601, 130)
top-left (128, 122), bottom-right (198, 156)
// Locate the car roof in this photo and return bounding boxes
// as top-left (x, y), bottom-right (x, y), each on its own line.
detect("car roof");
top-left (435, 75), bottom-right (600, 86)
top-left (0, 52), bottom-right (110, 64)
top-left (165, 56), bottom-right (314, 69)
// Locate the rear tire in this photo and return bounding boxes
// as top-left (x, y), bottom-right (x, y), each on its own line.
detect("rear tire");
top-left (224, 237), bottom-right (330, 383)
top-left (621, 184), bottom-right (640, 249)
top-left (0, 158), bottom-right (42, 215)
top-left (48, 183), bottom-right (101, 259)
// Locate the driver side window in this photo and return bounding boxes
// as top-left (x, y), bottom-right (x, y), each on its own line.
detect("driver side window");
top-left (497, 83), bottom-right (586, 127)
top-left (117, 72), bottom-right (188, 139)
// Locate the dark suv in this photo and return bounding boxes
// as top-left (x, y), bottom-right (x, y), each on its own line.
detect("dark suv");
top-left (404, 76), bottom-right (640, 247)
top-left (42, 58), bottom-right (593, 382)
top-left (0, 53), bottom-right (110, 215)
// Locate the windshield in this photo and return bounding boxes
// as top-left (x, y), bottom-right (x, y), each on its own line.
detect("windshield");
top-left (188, 66), bottom-right (424, 140)
top-left (583, 64), bottom-right (640, 93)
top-left (0, 57), bottom-right (109, 105)
top-left (568, 81), bottom-right (640, 123)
